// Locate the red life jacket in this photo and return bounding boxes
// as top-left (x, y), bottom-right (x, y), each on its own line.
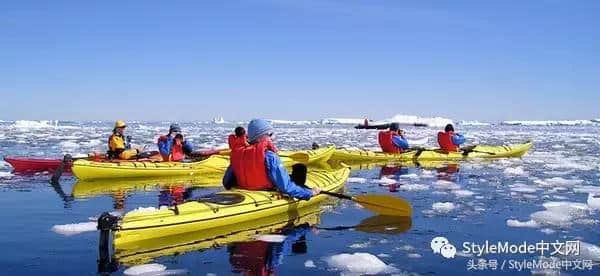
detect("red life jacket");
top-left (171, 140), bottom-right (185, 161)
top-left (228, 134), bottom-right (248, 149)
top-left (438, 131), bottom-right (459, 152)
top-left (378, 130), bottom-right (402, 153)
top-left (230, 138), bottom-right (273, 190)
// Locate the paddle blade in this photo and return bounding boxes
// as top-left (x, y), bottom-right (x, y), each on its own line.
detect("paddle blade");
top-left (281, 152), bottom-right (309, 163)
top-left (353, 194), bottom-right (412, 217)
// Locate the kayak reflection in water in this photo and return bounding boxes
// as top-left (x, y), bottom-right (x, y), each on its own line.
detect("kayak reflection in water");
top-left (158, 185), bottom-right (189, 207)
top-left (228, 224), bottom-right (312, 276)
top-left (379, 165), bottom-right (410, 193)
top-left (436, 163), bottom-right (461, 182)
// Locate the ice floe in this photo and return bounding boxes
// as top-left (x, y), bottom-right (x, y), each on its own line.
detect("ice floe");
top-left (432, 202), bottom-right (456, 213)
top-left (124, 264), bottom-right (166, 275)
top-left (254, 234), bottom-right (286, 243)
top-left (346, 177), bottom-right (367, 183)
top-left (301, 260), bottom-right (315, 268)
top-left (398, 184), bottom-right (429, 191)
top-left (452, 190), bottom-right (475, 197)
top-left (506, 219), bottom-right (540, 228)
top-left (504, 167), bottom-right (527, 176)
top-left (324, 253), bottom-right (398, 275)
top-left (51, 222), bottom-right (97, 236)
top-left (433, 180), bottom-right (460, 190)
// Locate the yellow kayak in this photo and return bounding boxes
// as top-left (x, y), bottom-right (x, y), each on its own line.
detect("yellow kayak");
top-left (72, 174), bottom-right (223, 199)
top-left (104, 167), bottom-right (350, 247)
top-left (114, 205), bottom-right (324, 265)
top-left (71, 155), bottom-right (230, 181)
top-left (331, 141), bottom-right (533, 162)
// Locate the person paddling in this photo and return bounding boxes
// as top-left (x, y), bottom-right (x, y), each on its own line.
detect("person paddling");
top-left (228, 126), bottom-right (248, 150)
top-left (222, 119), bottom-right (320, 199)
top-left (107, 120), bottom-right (142, 159)
top-left (157, 123), bottom-right (194, 161)
top-left (378, 122), bottom-right (409, 153)
top-left (437, 124), bottom-right (465, 152)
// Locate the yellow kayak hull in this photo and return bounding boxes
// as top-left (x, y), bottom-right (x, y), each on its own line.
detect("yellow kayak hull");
top-left (331, 141), bottom-right (533, 162)
top-left (71, 155), bottom-right (230, 181)
top-left (115, 205), bottom-right (324, 265)
top-left (113, 167), bottom-right (350, 247)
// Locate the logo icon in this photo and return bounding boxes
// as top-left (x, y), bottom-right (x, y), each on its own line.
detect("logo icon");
top-left (440, 243), bottom-right (457, 258)
top-left (431, 237), bottom-right (456, 259)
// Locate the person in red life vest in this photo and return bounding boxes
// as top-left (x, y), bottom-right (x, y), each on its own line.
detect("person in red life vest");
top-left (157, 123), bottom-right (194, 161)
top-left (228, 126), bottom-right (248, 149)
top-left (222, 119), bottom-right (320, 199)
top-left (437, 124), bottom-right (465, 152)
top-left (378, 122), bottom-right (409, 153)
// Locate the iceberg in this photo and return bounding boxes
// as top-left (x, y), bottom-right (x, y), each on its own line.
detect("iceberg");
top-left (459, 120), bottom-right (491, 126)
top-left (502, 120), bottom-right (598, 126)
top-left (383, 114), bottom-right (453, 127)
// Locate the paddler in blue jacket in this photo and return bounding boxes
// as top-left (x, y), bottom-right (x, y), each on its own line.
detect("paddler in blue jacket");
top-left (222, 119), bottom-right (320, 199)
top-left (378, 123), bottom-right (409, 153)
top-left (157, 123), bottom-right (194, 161)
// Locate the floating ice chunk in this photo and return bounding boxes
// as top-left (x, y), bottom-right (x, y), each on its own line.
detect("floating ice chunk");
top-left (432, 202), bottom-right (456, 213)
top-left (453, 190), bottom-right (475, 197)
top-left (504, 167), bottom-right (527, 176)
top-left (574, 186), bottom-right (600, 194)
top-left (540, 228), bottom-right (556, 235)
top-left (506, 219), bottom-right (539, 228)
top-left (534, 177), bottom-right (584, 188)
top-left (349, 242), bottom-right (370, 249)
top-left (325, 253), bottom-right (398, 275)
top-left (52, 222), bottom-right (97, 236)
top-left (0, 171), bottom-right (13, 178)
top-left (377, 253), bottom-right (390, 258)
top-left (254, 234), bottom-right (286, 243)
top-left (399, 173), bottom-right (419, 179)
top-left (530, 202), bottom-right (590, 227)
top-left (124, 264), bottom-right (166, 275)
top-left (347, 177), bottom-right (367, 183)
top-left (373, 177), bottom-right (396, 185)
top-left (396, 245), bottom-right (415, 251)
top-left (399, 184), bottom-right (429, 191)
top-left (434, 180), bottom-right (460, 190)
top-left (579, 242), bottom-right (600, 262)
top-left (304, 260), bottom-right (316, 268)
top-left (131, 206), bottom-right (160, 213)
top-left (588, 194), bottom-right (600, 210)
top-left (509, 183), bottom-right (537, 193)
top-left (407, 253), bottom-right (422, 258)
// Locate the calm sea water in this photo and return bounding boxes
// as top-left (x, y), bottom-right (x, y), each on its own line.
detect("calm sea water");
top-left (0, 121), bottom-right (599, 275)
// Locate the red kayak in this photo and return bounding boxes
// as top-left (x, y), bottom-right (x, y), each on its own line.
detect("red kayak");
top-left (4, 157), bottom-right (71, 173)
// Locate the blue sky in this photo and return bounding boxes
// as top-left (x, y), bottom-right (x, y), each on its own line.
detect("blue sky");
top-left (1, 0), bottom-right (599, 122)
